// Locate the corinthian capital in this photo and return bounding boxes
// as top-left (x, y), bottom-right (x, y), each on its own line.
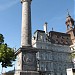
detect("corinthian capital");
top-left (21, 0), bottom-right (32, 3)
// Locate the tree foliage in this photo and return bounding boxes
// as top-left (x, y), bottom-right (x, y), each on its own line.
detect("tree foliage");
top-left (0, 34), bottom-right (16, 68)
top-left (0, 34), bottom-right (4, 44)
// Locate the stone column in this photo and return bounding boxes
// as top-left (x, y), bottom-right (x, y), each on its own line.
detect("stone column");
top-left (14, 0), bottom-right (40, 75)
top-left (21, 0), bottom-right (32, 47)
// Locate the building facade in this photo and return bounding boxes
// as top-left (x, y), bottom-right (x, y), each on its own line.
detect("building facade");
top-left (32, 30), bottom-right (73, 75)
top-left (32, 14), bottom-right (75, 75)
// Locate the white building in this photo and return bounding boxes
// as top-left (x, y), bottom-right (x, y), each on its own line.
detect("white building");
top-left (32, 13), bottom-right (75, 75)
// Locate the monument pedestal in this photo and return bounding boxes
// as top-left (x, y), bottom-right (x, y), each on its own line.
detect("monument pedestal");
top-left (14, 47), bottom-right (39, 75)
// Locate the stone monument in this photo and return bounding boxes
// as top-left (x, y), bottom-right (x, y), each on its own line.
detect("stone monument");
top-left (14, 0), bottom-right (39, 75)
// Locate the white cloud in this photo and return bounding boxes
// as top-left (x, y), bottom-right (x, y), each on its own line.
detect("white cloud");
top-left (0, 0), bottom-right (19, 11)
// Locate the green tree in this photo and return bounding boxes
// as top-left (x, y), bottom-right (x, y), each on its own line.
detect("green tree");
top-left (71, 47), bottom-right (75, 58)
top-left (0, 34), bottom-right (16, 74)
top-left (0, 34), bottom-right (4, 44)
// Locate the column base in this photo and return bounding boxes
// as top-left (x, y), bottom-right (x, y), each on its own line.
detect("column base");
top-left (14, 71), bottom-right (39, 75)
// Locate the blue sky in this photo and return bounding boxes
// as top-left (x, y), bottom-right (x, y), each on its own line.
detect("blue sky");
top-left (0, 0), bottom-right (74, 73)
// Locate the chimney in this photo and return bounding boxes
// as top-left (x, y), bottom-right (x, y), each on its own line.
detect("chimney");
top-left (44, 22), bottom-right (47, 33)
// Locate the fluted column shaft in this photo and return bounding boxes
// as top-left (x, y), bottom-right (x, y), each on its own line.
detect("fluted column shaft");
top-left (21, 0), bottom-right (32, 47)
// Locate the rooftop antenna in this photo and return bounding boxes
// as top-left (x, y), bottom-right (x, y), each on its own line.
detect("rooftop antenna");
top-left (52, 27), bottom-right (53, 31)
